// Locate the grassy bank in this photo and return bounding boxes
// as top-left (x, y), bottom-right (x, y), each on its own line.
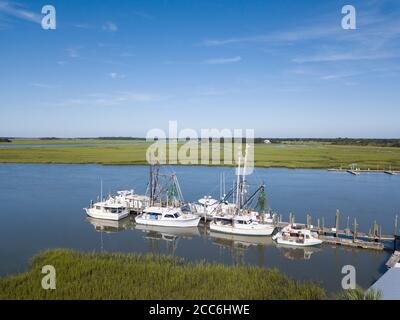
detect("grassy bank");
top-left (0, 249), bottom-right (325, 300)
top-left (0, 142), bottom-right (400, 169)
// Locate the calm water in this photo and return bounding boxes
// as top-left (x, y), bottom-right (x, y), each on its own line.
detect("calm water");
top-left (0, 164), bottom-right (399, 293)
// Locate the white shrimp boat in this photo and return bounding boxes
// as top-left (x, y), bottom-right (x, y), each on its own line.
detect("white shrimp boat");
top-left (208, 144), bottom-right (275, 236)
top-left (84, 198), bottom-right (129, 221)
top-left (135, 206), bottom-right (200, 227)
top-left (272, 224), bottom-right (322, 247)
top-left (210, 214), bottom-right (275, 236)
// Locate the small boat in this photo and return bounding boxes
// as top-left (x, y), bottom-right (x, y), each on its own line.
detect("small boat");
top-left (272, 224), bottom-right (322, 247)
top-left (135, 206), bottom-right (200, 227)
top-left (210, 214), bottom-right (275, 236)
top-left (84, 197), bottom-right (130, 221)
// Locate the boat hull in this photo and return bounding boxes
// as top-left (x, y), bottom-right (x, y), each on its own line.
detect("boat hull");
top-left (85, 208), bottom-right (129, 221)
top-left (275, 237), bottom-right (322, 247)
top-left (135, 216), bottom-right (201, 228)
top-left (209, 223), bottom-right (275, 236)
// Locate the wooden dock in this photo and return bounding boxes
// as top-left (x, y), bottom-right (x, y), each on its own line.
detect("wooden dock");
top-left (276, 222), bottom-right (395, 242)
top-left (319, 235), bottom-right (384, 250)
top-left (275, 219), bottom-right (395, 251)
top-left (328, 168), bottom-right (400, 175)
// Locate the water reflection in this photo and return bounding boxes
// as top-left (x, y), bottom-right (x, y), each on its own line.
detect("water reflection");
top-left (86, 217), bottom-right (319, 263)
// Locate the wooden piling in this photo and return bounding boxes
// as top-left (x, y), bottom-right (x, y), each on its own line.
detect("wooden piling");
top-left (335, 209), bottom-right (340, 237)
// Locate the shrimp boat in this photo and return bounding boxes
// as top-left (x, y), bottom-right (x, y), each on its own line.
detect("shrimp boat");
top-left (272, 224), bottom-right (322, 247)
top-left (209, 144), bottom-right (275, 236)
top-left (135, 166), bottom-right (200, 228)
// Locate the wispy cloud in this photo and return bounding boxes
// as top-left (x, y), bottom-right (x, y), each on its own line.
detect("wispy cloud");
top-left (55, 91), bottom-right (172, 108)
top-left (30, 82), bottom-right (58, 89)
top-left (293, 52), bottom-right (398, 64)
top-left (102, 21), bottom-right (118, 32)
top-left (0, 1), bottom-right (41, 25)
top-left (200, 26), bottom-right (340, 47)
top-left (121, 52), bottom-right (134, 57)
top-left (67, 47), bottom-right (80, 58)
top-left (71, 23), bottom-right (94, 29)
top-left (204, 56), bottom-right (242, 65)
top-left (108, 72), bottom-right (126, 79)
top-left (132, 11), bottom-right (154, 20)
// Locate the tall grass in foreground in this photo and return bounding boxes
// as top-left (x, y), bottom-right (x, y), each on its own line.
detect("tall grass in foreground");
top-left (0, 249), bottom-right (325, 300)
top-left (339, 287), bottom-right (382, 300)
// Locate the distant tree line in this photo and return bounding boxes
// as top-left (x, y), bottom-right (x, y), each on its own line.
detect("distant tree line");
top-left (36, 137), bottom-right (145, 140)
top-left (3, 137), bottom-right (399, 147)
top-left (253, 138), bottom-right (400, 147)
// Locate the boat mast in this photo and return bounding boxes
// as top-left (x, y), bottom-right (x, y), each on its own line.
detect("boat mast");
top-left (149, 163), bottom-right (154, 206)
top-left (241, 144), bottom-right (249, 208)
top-left (236, 151), bottom-right (242, 211)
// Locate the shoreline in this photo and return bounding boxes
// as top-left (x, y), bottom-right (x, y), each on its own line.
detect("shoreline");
top-left (0, 161), bottom-right (399, 171)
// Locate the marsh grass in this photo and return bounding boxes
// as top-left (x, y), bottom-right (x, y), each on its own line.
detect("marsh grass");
top-left (0, 142), bottom-right (399, 169)
top-left (0, 249), bottom-right (325, 300)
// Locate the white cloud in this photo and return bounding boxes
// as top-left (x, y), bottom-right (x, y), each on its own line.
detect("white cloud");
top-left (102, 21), bottom-right (118, 32)
top-left (204, 56), bottom-right (242, 65)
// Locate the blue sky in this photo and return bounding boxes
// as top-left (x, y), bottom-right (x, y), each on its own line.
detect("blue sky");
top-left (0, 0), bottom-right (399, 138)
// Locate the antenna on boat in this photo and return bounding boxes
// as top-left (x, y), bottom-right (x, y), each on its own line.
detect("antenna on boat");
top-left (100, 179), bottom-right (103, 202)
top-left (219, 173), bottom-right (222, 200)
top-left (223, 172), bottom-right (226, 199)
top-left (236, 149), bottom-right (242, 210)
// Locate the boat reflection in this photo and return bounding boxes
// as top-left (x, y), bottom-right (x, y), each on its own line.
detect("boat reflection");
top-left (86, 216), bottom-right (133, 233)
top-left (134, 224), bottom-right (201, 240)
top-left (210, 231), bottom-right (273, 247)
top-left (209, 231), bottom-right (273, 265)
top-left (134, 224), bottom-right (201, 255)
top-left (275, 244), bottom-right (321, 260)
